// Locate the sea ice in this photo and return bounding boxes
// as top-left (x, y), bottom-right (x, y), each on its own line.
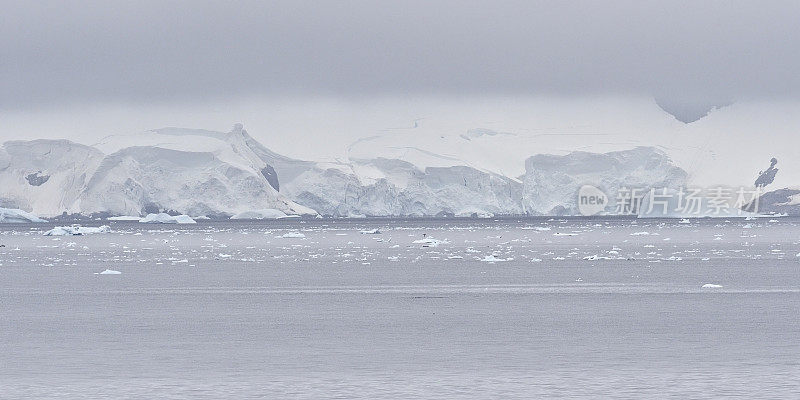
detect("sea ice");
top-left (139, 213), bottom-right (197, 224)
top-left (281, 232), bottom-right (306, 238)
top-left (43, 225), bottom-right (110, 236)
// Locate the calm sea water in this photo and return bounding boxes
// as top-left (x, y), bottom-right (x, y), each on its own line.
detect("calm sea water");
top-left (1, 218), bottom-right (798, 398)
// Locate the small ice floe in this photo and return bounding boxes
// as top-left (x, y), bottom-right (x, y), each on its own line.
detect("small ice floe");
top-left (582, 254), bottom-right (609, 261)
top-left (413, 236), bottom-right (447, 248)
top-left (678, 218), bottom-right (691, 224)
top-left (522, 226), bottom-right (551, 231)
top-left (553, 232), bottom-right (578, 236)
top-left (107, 216), bottom-right (142, 221)
top-left (701, 283), bottom-right (723, 288)
top-left (44, 225), bottom-right (110, 236)
top-left (360, 229), bottom-right (381, 234)
top-left (281, 232), bottom-right (306, 238)
top-left (481, 254), bottom-right (507, 263)
top-left (218, 253), bottom-right (232, 258)
top-left (139, 213), bottom-right (196, 224)
top-left (630, 231), bottom-right (652, 236)
top-left (95, 269), bottom-right (121, 275)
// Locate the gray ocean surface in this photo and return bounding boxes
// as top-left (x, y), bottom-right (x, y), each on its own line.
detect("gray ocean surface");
top-left (1, 217), bottom-right (798, 399)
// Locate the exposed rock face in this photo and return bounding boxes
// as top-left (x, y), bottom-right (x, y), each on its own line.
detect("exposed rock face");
top-left (25, 171), bottom-right (50, 186)
top-left (746, 188), bottom-right (800, 215)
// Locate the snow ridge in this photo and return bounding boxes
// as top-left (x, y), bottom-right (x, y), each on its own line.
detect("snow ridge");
top-left (1, 125), bottom-right (688, 218)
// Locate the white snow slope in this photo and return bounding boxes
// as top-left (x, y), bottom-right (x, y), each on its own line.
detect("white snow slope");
top-left (0, 125), bottom-right (315, 217)
top-left (1, 124), bottom-right (691, 217)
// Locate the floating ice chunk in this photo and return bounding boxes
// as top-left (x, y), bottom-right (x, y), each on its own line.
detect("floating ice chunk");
top-left (701, 283), bottom-right (723, 288)
top-left (360, 229), bottom-right (381, 234)
top-left (0, 208), bottom-right (46, 223)
top-left (553, 232), bottom-right (578, 236)
top-left (44, 225), bottom-right (110, 236)
top-left (522, 226), bottom-right (551, 231)
top-left (218, 253), bottom-right (232, 258)
top-left (139, 213), bottom-right (196, 224)
top-left (281, 232), bottom-right (306, 238)
top-left (481, 254), bottom-right (507, 262)
top-left (96, 269), bottom-right (121, 275)
top-left (678, 218), bottom-right (691, 224)
top-left (630, 231), bottom-right (652, 236)
top-left (413, 237), bottom-right (448, 247)
top-left (107, 216), bottom-right (142, 221)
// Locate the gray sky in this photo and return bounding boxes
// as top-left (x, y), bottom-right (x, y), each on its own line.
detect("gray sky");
top-left (3, 0), bottom-right (800, 111)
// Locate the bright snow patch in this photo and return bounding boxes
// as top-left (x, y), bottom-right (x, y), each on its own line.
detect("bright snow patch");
top-left (0, 208), bottom-right (46, 223)
top-left (44, 225), bottom-right (110, 236)
top-left (139, 213), bottom-right (196, 224)
top-left (360, 229), bottom-right (381, 234)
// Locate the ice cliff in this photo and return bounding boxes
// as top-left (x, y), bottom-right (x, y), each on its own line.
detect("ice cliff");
top-left (0, 125), bottom-right (688, 218)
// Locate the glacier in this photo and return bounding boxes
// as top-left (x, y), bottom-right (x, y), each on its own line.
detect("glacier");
top-left (0, 124), bottom-right (691, 218)
top-left (522, 147), bottom-right (688, 215)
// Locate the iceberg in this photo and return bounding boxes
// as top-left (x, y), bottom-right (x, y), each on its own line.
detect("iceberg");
top-left (96, 269), bottom-right (121, 275)
top-left (107, 216), bottom-right (142, 221)
top-left (139, 213), bottom-right (197, 224)
top-left (43, 225), bottom-right (110, 236)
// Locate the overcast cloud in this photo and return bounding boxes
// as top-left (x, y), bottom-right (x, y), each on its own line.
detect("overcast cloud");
top-left (2, 0), bottom-right (800, 111)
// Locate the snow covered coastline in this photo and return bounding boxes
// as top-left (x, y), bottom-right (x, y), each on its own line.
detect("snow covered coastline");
top-left (0, 124), bottom-right (736, 218)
